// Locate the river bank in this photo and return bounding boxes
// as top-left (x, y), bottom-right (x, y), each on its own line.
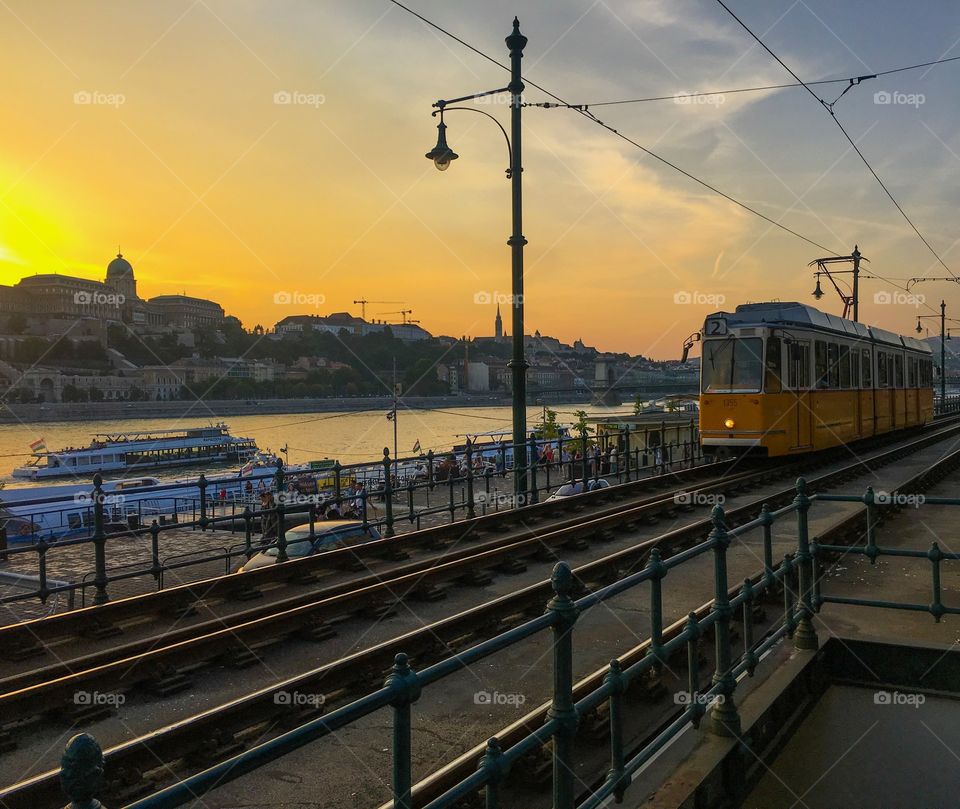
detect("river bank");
top-left (0, 392), bottom-right (602, 424)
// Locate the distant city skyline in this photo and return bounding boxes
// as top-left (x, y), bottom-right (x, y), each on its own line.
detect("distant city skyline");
top-left (3, 1), bottom-right (960, 358)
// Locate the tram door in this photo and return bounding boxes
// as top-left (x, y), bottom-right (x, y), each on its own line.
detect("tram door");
top-left (789, 341), bottom-right (813, 448)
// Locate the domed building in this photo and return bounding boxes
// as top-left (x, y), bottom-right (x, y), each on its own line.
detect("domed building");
top-left (105, 251), bottom-right (137, 302)
top-left (0, 248), bottom-right (224, 333)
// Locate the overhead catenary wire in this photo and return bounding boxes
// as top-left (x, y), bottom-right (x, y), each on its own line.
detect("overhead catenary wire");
top-left (386, 0), bottom-right (843, 256)
top-left (388, 0), bottom-right (954, 319)
top-left (713, 0), bottom-right (957, 283)
top-left (523, 54), bottom-right (960, 109)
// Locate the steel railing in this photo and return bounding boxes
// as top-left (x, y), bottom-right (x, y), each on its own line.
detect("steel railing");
top-left (0, 424), bottom-right (702, 608)
top-left (43, 473), bottom-right (960, 808)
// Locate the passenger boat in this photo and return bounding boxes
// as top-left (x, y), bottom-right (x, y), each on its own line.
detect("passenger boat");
top-left (12, 423), bottom-right (258, 480)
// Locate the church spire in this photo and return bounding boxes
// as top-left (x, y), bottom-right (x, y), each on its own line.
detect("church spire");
top-left (495, 302), bottom-right (503, 339)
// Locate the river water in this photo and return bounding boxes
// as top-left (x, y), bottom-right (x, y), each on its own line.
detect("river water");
top-left (0, 402), bottom-right (638, 488)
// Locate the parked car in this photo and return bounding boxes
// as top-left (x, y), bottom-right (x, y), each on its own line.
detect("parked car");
top-left (546, 479), bottom-right (611, 501)
top-left (234, 519), bottom-right (381, 573)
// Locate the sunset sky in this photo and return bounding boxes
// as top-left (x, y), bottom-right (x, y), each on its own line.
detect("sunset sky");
top-left (2, 0), bottom-right (960, 358)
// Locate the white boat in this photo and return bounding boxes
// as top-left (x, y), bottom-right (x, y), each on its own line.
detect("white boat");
top-left (12, 423), bottom-right (258, 481)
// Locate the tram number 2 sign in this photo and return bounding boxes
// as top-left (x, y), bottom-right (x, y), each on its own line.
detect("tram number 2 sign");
top-left (704, 317), bottom-right (728, 336)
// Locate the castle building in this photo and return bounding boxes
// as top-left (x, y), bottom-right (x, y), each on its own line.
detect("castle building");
top-left (0, 252), bottom-right (225, 334)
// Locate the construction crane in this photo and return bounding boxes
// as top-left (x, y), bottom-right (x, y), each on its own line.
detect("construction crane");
top-left (379, 309), bottom-right (414, 324)
top-left (353, 299), bottom-right (403, 320)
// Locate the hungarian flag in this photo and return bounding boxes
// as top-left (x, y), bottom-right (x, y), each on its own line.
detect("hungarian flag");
top-left (29, 437), bottom-right (45, 452)
top-left (412, 440), bottom-right (421, 454)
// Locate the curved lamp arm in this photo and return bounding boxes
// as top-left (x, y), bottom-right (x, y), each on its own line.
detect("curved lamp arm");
top-left (432, 106), bottom-right (513, 177)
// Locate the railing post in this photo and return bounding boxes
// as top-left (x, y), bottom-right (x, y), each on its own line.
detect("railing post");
top-left (197, 473), bottom-right (208, 531)
top-left (243, 506), bottom-right (254, 558)
top-left (647, 548), bottom-right (666, 662)
top-left (149, 521), bottom-right (161, 584)
top-left (684, 612), bottom-right (704, 728)
top-left (793, 477), bottom-right (819, 651)
top-left (479, 737), bottom-right (506, 809)
top-left (60, 732), bottom-right (106, 809)
top-left (91, 474), bottom-right (108, 606)
top-left (604, 659), bottom-right (628, 802)
top-left (863, 486), bottom-right (879, 564)
top-left (383, 448), bottom-right (395, 537)
top-left (274, 461), bottom-right (288, 563)
top-left (580, 433), bottom-right (589, 484)
top-left (528, 434), bottom-right (539, 505)
top-left (385, 653), bottom-right (421, 809)
top-left (546, 562), bottom-right (579, 809)
top-left (929, 542), bottom-right (945, 622)
top-left (623, 426), bottom-right (632, 482)
top-left (333, 460), bottom-right (342, 511)
top-left (465, 439), bottom-right (476, 519)
top-left (37, 537), bottom-right (49, 603)
top-left (707, 505), bottom-right (740, 736)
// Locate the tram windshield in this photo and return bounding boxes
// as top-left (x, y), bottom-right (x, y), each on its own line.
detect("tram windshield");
top-left (701, 337), bottom-right (764, 393)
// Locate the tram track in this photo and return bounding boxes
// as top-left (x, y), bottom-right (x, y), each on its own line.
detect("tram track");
top-left (2, 418), bottom-right (960, 807)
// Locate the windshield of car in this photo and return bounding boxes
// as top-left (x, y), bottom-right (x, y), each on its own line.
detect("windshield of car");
top-left (554, 483), bottom-right (583, 497)
top-left (263, 525), bottom-right (376, 557)
top-left (701, 337), bottom-right (763, 393)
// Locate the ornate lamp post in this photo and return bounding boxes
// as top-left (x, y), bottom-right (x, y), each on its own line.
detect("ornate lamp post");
top-left (426, 18), bottom-right (529, 498)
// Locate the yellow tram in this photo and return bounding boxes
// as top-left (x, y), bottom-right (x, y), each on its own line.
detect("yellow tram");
top-left (698, 302), bottom-right (934, 458)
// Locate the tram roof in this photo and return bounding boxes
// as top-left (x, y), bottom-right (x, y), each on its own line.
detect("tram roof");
top-left (707, 302), bottom-right (931, 354)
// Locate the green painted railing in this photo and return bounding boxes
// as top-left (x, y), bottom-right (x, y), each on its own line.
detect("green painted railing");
top-left (56, 476), bottom-right (957, 809)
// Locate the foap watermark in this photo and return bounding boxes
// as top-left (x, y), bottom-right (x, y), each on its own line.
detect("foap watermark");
top-left (74, 491), bottom-right (125, 506)
top-left (475, 91), bottom-right (518, 106)
top-left (274, 90), bottom-right (325, 108)
top-left (75, 690), bottom-right (125, 707)
top-left (474, 290), bottom-right (523, 305)
top-left (474, 690), bottom-right (526, 707)
top-left (74, 290), bottom-right (124, 308)
top-left (874, 690), bottom-right (925, 708)
top-left (874, 490), bottom-right (925, 509)
top-left (674, 691), bottom-right (725, 707)
top-left (874, 90), bottom-right (925, 109)
top-left (274, 690), bottom-right (326, 708)
top-left (873, 290), bottom-right (925, 308)
top-left (74, 90), bottom-right (126, 108)
top-left (475, 491), bottom-right (528, 508)
top-left (673, 91), bottom-right (725, 107)
top-left (674, 491), bottom-right (725, 507)
top-left (274, 290), bottom-right (325, 308)
top-left (674, 291), bottom-right (725, 306)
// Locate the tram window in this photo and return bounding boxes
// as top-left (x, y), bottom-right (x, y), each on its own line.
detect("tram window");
top-left (787, 342), bottom-right (810, 389)
top-left (908, 357), bottom-right (916, 387)
top-left (827, 343), bottom-right (840, 388)
top-left (765, 337), bottom-right (782, 393)
top-left (839, 346), bottom-right (851, 388)
top-left (878, 352), bottom-right (888, 387)
top-left (701, 337), bottom-right (764, 393)
top-left (895, 355), bottom-right (904, 388)
top-left (851, 349), bottom-right (861, 390)
top-left (888, 356), bottom-right (896, 388)
top-left (862, 349), bottom-right (872, 387)
top-left (815, 341), bottom-right (829, 389)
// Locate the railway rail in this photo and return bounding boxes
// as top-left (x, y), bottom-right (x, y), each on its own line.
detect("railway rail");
top-left (3, 418), bottom-right (960, 807)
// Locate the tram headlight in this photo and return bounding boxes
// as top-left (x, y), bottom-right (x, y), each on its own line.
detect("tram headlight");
top-left (724, 418), bottom-right (736, 430)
